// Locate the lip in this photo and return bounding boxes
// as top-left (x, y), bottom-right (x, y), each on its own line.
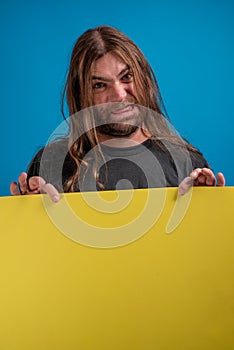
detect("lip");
top-left (111, 104), bottom-right (134, 115)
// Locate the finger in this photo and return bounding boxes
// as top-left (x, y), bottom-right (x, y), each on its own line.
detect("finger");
top-left (18, 172), bottom-right (28, 194)
top-left (196, 174), bottom-right (206, 185)
top-left (10, 182), bottom-right (20, 196)
top-left (28, 176), bottom-right (46, 192)
top-left (217, 172), bottom-right (225, 186)
top-left (200, 168), bottom-right (216, 186)
top-left (40, 183), bottom-right (60, 203)
top-left (178, 177), bottom-right (193, 195)
top-left (190, 168), bottom-right (202, 180)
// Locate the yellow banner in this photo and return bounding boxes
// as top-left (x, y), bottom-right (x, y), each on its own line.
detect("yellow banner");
top-left (0, 187), bottom-right (234, 349)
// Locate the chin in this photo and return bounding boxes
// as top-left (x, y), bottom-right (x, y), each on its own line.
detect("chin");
top-left (98, 124), bottom-right (139, 137)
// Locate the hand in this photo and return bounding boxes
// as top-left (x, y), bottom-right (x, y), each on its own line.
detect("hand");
top-left (178, 168), bottom-right (225, 195)
top-left (10, 172), bottom-right (60, 203)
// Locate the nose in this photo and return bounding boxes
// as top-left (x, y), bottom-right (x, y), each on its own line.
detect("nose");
top-left (109, 83), bottom-right (128, 102)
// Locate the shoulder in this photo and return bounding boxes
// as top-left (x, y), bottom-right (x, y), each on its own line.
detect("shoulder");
top-left (188, 149), bottom-right (209, 169)
top-left (27, 138), bottom-right (69, 177)
top-left (147, 138), bottom-right (209, 168)
top-left (31, 138), bottom-right (68, 160)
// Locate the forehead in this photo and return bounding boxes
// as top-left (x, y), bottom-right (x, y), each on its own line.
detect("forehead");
top-left (91, 52), bottom-right (128, 77)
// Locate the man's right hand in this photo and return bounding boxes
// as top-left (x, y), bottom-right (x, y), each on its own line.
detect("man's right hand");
top-left (10, 172), bottom-right (60, 203)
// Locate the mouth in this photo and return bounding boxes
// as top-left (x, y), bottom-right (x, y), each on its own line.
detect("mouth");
top-left (111, 104), bottom-right (134, 115)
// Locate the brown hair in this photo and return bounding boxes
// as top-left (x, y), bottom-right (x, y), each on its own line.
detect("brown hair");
top-left (61, 25), bottom-right (199, 191)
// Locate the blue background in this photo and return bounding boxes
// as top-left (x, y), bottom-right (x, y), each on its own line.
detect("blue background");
top-left (1, 0), bottom-right (233, 196)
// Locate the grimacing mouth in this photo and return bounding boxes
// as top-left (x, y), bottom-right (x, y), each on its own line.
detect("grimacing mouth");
top-left (111, 103), bottom-right (135, 115)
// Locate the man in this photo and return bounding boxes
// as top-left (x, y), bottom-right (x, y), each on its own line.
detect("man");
top-left (10, 26), bottom-right (225, 202)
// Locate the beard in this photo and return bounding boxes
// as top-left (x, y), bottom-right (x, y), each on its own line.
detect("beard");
top-left (97, 123), bottom-right (139, 137)
top-left (95, 102), bottom-right (141, 137)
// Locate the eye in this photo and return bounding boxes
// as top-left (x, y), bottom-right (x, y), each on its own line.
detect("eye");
top-left (121, 72), bottom-right (133, 82)
top-left (93, 82), bottom-right (106, 90)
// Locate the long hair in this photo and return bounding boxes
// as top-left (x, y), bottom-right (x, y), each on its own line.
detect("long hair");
top-left (61, 25), bottom-right (200, 192)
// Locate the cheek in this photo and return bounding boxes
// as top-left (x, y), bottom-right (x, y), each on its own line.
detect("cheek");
top-left (93, 93), bottom-right (106, 105)
top-left (128, 83), bottom-right (136, 97)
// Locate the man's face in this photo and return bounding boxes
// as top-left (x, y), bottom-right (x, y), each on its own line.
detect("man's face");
top-left (91, 52), bottom-right (141, 137)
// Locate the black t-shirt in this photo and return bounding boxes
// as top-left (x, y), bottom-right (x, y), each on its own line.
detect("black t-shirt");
top-left (27, 138), bottom-right (209, 192)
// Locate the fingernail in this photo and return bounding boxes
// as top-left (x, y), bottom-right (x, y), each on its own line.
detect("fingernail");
top-left (191, 172), bottom-right (197, 179)
top-left (52, 195), bottom-right (60, 203)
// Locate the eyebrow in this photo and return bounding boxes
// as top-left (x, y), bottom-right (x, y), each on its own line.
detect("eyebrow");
top-left (91, 65), bottom-right (130, 82)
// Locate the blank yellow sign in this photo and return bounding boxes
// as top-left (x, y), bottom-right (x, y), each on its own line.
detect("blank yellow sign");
top-left (0, 187), bottom-right (234, 349)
